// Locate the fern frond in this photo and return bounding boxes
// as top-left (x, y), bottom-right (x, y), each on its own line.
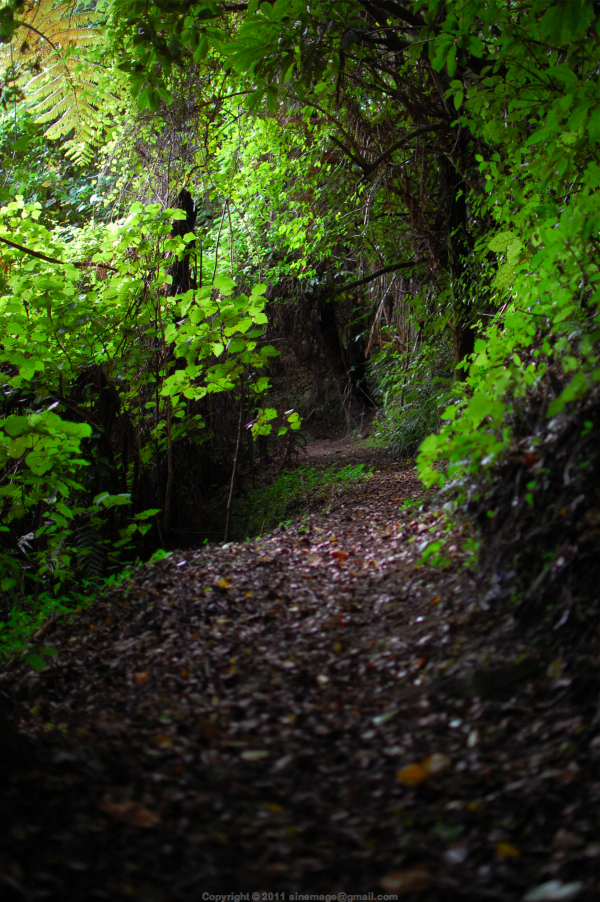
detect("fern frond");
top-left (0, 0), bottom-right (112, 160)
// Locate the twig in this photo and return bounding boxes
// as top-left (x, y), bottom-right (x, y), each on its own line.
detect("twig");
top-left (224, 372), bottom-right (245, 542)
top-left (212, 204), bottom-right (228, 283)
top-left (32, 612), bottom-right (60, 642)
top-left (227, 199), bottom-right (234, 277)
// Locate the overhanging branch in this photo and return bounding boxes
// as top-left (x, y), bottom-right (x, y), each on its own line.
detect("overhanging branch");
top-left (330, 259), bottom-right (418, 296)
top-left (362, 122), bottom-right (446, 174)
top-left (328, 135), bottom-right (369, 171)
top-left (330, 124), bottom-right (446, 176)
top-left (0, 234), bottom-right (117, 271)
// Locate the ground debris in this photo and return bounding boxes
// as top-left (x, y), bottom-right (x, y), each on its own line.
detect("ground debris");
top-left (0, 449), bottom-right (598, 901)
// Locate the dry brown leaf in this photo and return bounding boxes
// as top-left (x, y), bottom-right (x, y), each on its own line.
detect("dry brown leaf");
top-left (496, 842), bottom-right (520, 858)
top-left (379, 866), bottom-right (429, 894)
top-left (397, 752), bottom-right (451, 785)
top-left (396, 763), bottom-right (428, 786)
top-left (133, 671), bottom-right (149, 685)
top-left (99, 800), bottom-right (160, 828)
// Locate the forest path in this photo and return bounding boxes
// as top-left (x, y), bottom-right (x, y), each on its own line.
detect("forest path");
top-left (1, 453), bottom-right (598, 902)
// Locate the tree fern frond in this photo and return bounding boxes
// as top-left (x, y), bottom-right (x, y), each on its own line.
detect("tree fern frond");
top-left (0, 0), bottom-right (112, 160)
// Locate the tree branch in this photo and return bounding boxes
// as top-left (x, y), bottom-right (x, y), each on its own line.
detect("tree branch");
top-left (0, 234), bottom-right (117, 271)
top-left (328, 135), bottom-right (369, 171)
top-left (362, 122), bottom-right (446, 174)
top-left (330, 259), bottom-right (417, 296)
top-left (359, 1), bottom-right (426, 30)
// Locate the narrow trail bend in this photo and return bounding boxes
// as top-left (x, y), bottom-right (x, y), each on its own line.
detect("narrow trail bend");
top-left (1, 451), bottom-right (598, 902)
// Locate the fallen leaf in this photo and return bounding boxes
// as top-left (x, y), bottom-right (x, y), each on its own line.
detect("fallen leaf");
top-left (396, 763), bottom-right (428, 786)
top-left (217, 578), bottom-right (230, 589)
top-left (444, 844), bottom-right (469, 865)
top-left (423, 753), bottom-right (451, 775)
top-left (330, 549), bottom-right (348, 562)
top-left (467, 729), bottom-right (479, 748)
top-left (522, 881), bottom-right (583, 902)
top-left (134, 671), bottom-right (149, 685)
top-left (397, 752), bottom-right (451, 785)
top-left (379, 866), bottom-right (429, 894)
top-left (373, 708), bottom-right (400, 726)
top-left (154, 735), bottom-right (173, 749)
top-left (241, 750), bottom-right (270, 761)
top-left (546, 658), bottom-right (563, 679)
top-left (553, 829), bottom-right (582, 850)
top-left (99, 800), bottom-right (160, 828)
top-left (496, 842), bottom-right (520, 858)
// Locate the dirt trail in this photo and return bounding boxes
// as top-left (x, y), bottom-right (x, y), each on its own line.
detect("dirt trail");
top-left (1, 449), bottom-right (598, 902)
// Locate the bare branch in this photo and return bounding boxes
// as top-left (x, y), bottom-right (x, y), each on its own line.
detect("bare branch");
top-left (0, 234), bottom-right (117, 271)
top-left (362, 122), bottom-right (446, 174)
top-left (328, 135), bottom-right (369, 171)
top-left (330, 259), bottom-right (418, 296)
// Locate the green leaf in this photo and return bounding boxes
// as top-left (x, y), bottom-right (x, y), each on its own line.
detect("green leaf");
top-left (587, 105), bottom-right (600, 141)
top-left (488, 231), bottom-right (515, 253)
top-left (213, 275), bottom-right (236, 295)
top-left (446, 45), bottom-right (457, 78)
top-left (26, 653), bottom-right (47, 672)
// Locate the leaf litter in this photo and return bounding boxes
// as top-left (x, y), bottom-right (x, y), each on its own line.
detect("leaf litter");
top-left (0, 447), bottom-right (598, 901)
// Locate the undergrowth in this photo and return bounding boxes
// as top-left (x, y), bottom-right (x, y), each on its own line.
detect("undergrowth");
top-left (232, 463), bottom-right (372, 539)
top-left (0, 550), bottom-right (171, 663)
top-left (370, 342), bottom-right (453, 459)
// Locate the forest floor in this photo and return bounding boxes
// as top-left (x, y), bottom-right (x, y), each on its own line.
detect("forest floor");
top-left (1, 440), bottom-right (598, 902)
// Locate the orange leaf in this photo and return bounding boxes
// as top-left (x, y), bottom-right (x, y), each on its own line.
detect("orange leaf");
top-left (496, 842), bottom-right (520, 858)
top-left (330, 550), bottom-right (348, 562)
top-left (99, 800), bottom-right (160, 828)
top-left (134, 671), bottom-right (149, 686)
top-left (396, 763), bottom-right (428, 786)
top-left (379, 866), bottom-right (429, 894)
top-left (180, 668), bottom-right (189, 679)
top-left (217, 578), bottom-right (230, 589)
top-left (154, 735), bottom-right (173, 749)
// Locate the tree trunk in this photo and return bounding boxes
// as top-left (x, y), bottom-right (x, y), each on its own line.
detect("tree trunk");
top-left (168, 189), bottom-right (197, 296)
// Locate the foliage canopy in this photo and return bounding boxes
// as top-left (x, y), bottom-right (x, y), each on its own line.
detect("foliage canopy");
top-left (0, 0), bottom-right (598, 642)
